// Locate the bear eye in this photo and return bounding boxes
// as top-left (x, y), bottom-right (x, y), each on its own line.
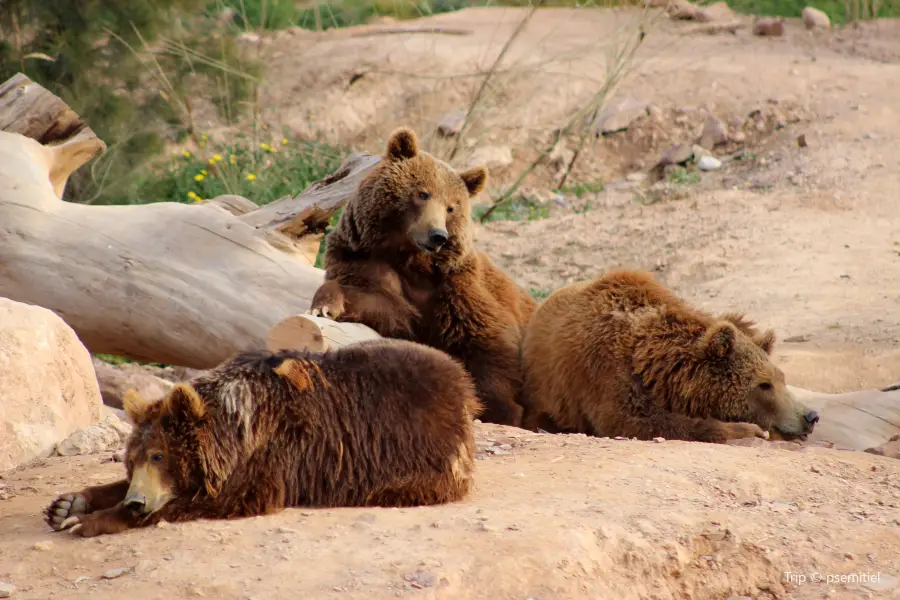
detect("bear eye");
top-left (758, 382), bottom-right (773, 391)
top-left (418, 191), bottom-right (431, 201)
top-left (150, 452), bottom-right (164, 463)
top-left (447, 206), bottom-right (454, 213)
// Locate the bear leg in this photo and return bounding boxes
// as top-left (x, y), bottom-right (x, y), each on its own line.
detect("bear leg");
top-left (619, 410), bottom-right (768, 444)
top-left (44, 479), bottom-right (130, 531)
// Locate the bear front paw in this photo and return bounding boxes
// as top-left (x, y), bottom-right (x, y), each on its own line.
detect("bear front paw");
top-left (44, 493), bottom-right (89, 532)
top-left (307, 303), bottom-right (343, 320)
top-left (723, 422), bottom-right (769, 441)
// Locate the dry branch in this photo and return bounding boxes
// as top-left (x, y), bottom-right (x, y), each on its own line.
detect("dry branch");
top-left (0, 72), bottom-right (380, 369)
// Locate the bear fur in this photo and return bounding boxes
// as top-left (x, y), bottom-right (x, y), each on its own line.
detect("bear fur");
top-left (44, 340), bottom-right (480, 537)
top-left (520, 269), bottom-right (820, 443)
top-left (310, 127), bottom-right (537, 427)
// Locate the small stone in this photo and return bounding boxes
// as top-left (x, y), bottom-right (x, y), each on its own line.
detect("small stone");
top-left (802, 6), bottom-right (830, 30)
top-left (658, 143), bottom-right (694, 167)
top-left (591, 96), bottom-right (648, 135)
top-left (276, 527), bottom-right (296, 534)
top-left (474, 521), bottom-right (494, 532)
top-left (102, 567), bottom-right (133, 579)
top-left (0, 582), bottom-right (14, 598)
top-left (810, 465), bottom-right (821, 473)
top-left (753, 17), bottom-right (785, 37)
top-left (436, 110), bottom-right (467, 137)
top-left (33, 541), bottom-right (53, 551)
top-left (698, 113), bottom-right (728, 148)
top-left (404, 570), bottom-right (437, 589)
top-left (784, 334), bottom-right (811, 343)
top-left (697, 156), bottom-right (722, 171)
top-left (731, 131), bottom-right (746, 143)
top-left (653, 437), bottom-right (665, 443)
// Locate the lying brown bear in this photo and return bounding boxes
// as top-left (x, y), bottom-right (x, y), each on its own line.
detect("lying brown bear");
top-left (44, 340), bottom-right (480, 537)
top-left (310, 127), bottom-right (537, 427)
top-left (521, 269), bottom-right (820, 443)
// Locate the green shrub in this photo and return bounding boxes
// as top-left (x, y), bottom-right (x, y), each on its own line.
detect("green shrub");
top-left (121, 130), bottom-right (345, 206)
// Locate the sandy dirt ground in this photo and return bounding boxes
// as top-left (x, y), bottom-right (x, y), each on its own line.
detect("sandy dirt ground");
top-left (2, 7), bottom-right (900, 600)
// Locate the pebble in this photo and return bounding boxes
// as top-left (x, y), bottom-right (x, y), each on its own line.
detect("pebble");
top-left (276, 527), bottom-right (296, 534)
top-left (102, 567), bottom-right (133, 580)
top-left (653, 437), bottom-right (665, 443)
top-left (32, 541), bottom-right (53, 551)
top-left (0, 582), bottom-right (14, 598)
top-left (697, 156), bottom-right (722, 171)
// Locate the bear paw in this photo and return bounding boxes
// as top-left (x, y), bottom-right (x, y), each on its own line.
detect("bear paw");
top-left (306, 305), bottom-right (341, 319)
top-left (723, 422), bottom-right (769, 441)
top-left (44, 493), bottom-right (89, 532)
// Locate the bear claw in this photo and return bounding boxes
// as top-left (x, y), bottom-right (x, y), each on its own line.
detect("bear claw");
top-left (45, 493), bottom-right (89, 531)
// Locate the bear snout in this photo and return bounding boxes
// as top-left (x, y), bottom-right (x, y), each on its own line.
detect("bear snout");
top-left (124, 492), bottom-right (147, 512)
top-left (427, 228), bottom-right (449, 249)
top-left (803, 409), bottom-right (820, 432)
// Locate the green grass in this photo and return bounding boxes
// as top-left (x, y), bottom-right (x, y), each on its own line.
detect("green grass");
top-left (667, 165), bottom-right (701, 185)
top-left (473, 196), bottom-right (551, 222)
top-left (93, 353), bottom-right (169, 369)
top-left (715, 0), bottom-right (900, 24)
top-left (557, 178), bottom-right (604, 199)
top-left (529, 287), bottom-right (553, 301)
top-left (117, 130), bottom-right (345, 206)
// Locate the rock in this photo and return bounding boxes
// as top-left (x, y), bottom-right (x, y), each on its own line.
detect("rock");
top-left (0, 298), bottom-right (102, 471)
top-left (55, 414), bottom-right (133, 457)
top-left (467, 146), bottom-right (513, 170)
top-left (697, 155), bottom-right (722, 171)
top-left (102, 567), bottom-right (133, 580)
top-left (797, 133), bottom-right (808, 148)
top-left (698, 114), bottom-right (728, 148)
top-left (694, 1), bottom-right (736, 22)
top-left (91, 357), bottom-right (173, 410)
top-left (436, 110), bottom-right (467, 137)
top-left (0, 582), bottom-right (14, 598)
top-left (32, 541), bottom-right (53, 551)
top-left (653, 437), bottom-right (665, 443)
top-left (802, 6), bottom-right (830, 30)
top-left (666, 0), bottom-right (698, 20)
top-left (753, 17), bottom-right (786, 37)
top-left (658, 143), bottom-right (694, 166)
top-left (592, 97), bottom-right (648, 135)
top-left (864, 434), bottom-right (900, 460)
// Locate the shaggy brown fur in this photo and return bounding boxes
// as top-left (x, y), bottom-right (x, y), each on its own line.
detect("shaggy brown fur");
top-left (310, 127), bottom-right (537, 427)
top-left (44, 340), bottom-right (480, 537)
top-left (521, 269), bottom-right (820, 443)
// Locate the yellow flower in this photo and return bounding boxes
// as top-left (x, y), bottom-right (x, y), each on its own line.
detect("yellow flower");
top-left (194, 197), bottom-right (203, 204)
top-left (260, 143), bottom-right (271, 151)
top-left (208, 158), bottom-right (216, 165)
top-left (182, 150), bottom-right (191, 158)
top-left (198, 141), bottom-right (206, 148)
top-left (263, 125), bottom-right (269, 131)
top-left (281, 138), bottom-right (289, 145)
top-left (229, 155), bottom-right (237, 165)
top-left (194, 174), bottom-right (205, 182)
top-left (187, 191), bottom-right (198, 199)
top-left (201, 134), bottom-right (208, 141)
top-left (213, 154), bottom-right (223, 162)
top-left (246, 173), bottom-right (257, 181)
top-left (201, 169), bottom-right (208, 175)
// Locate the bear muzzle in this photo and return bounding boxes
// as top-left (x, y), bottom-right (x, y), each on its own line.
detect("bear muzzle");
top-left (414, 228), bottom-right (449, 253)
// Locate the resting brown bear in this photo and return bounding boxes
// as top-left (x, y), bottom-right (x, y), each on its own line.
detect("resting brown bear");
top-left (44, 340), bottom-right (480, 537)
top-left (521, 269), bottom-right (820, 443)
top-left (310, 127), bottom-right (537, 427)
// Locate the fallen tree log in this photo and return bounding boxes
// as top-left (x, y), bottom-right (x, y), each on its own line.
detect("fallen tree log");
top-left (0, 72), bottom-right (380, 369)
top-left (267, 313), bottom-right (382, 353)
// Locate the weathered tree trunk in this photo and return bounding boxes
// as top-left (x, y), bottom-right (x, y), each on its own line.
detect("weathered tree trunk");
top-left (267, 313), bottom-right (382, 354)
top-left (0, 72), bottom-right (380, 369)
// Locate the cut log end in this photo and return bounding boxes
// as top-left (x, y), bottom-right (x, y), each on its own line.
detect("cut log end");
top-left (267, 314), bottom-right (382, 354)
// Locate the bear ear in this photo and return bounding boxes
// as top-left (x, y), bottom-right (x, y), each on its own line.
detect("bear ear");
top-left (700, 322), bottom-right (736, 360)
top-left (756, 328), bottom-right (776, 355)
top-left (459, 165), bottom-right (487, 197)
top-left (164, 383), bottom-right (207, 421)
top-left (123, 389), bottom-right (149, 424)
top-left (386, 127), bottom-right (419, 161)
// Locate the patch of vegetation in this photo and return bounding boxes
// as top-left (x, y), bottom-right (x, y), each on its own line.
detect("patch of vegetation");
top-left (557, 178), bottom-right (604, 199)
top-left (0, 0), bottom-right (258, 205)
top-left (122, 130), bottom-right (345, 206)
top-left (93, 354), bottom-right (169, 369)
top-left (314, 206), bottom-right (344, 269)
top-left (529, 287), bottom-right (553, 301)
top-left (717, 0), bottom-right (900, 24)
top-left (212, 0), bottom-right (302, 30)
top-left (667, 165), bottom-right (701, 185)
top-left (474, 196), bottom-right (551, 222)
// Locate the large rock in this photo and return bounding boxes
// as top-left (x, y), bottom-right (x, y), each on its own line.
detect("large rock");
top-left (91, 356), bottom-right (173, 409)
top-left (802, 6), bottom-right (831, 30)
top-left (0, 298), bottom-right (102, 472)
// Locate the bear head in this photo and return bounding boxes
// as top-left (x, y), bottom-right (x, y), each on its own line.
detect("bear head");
top-left (342, 127), bottom-right (488, 261)
top-left (120, 384), bottom-right (231, 517)
top-left (687, 319), bottom-right (819, 441)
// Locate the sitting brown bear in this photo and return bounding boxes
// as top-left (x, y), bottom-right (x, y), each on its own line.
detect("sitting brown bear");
top-left (521, 269), bottom-right (820, 443)
top-left (44, 340), bottom-right (480, 537)
top-left (310, 127), bottom-right (536, 427)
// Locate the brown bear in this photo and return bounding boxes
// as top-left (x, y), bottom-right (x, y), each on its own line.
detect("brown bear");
top-left (309, 127), bottom-right (537, 427)
top-left (520, 269), bottom-right (820, 443)
top-left (44, 339), bottom-right (480, 537)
